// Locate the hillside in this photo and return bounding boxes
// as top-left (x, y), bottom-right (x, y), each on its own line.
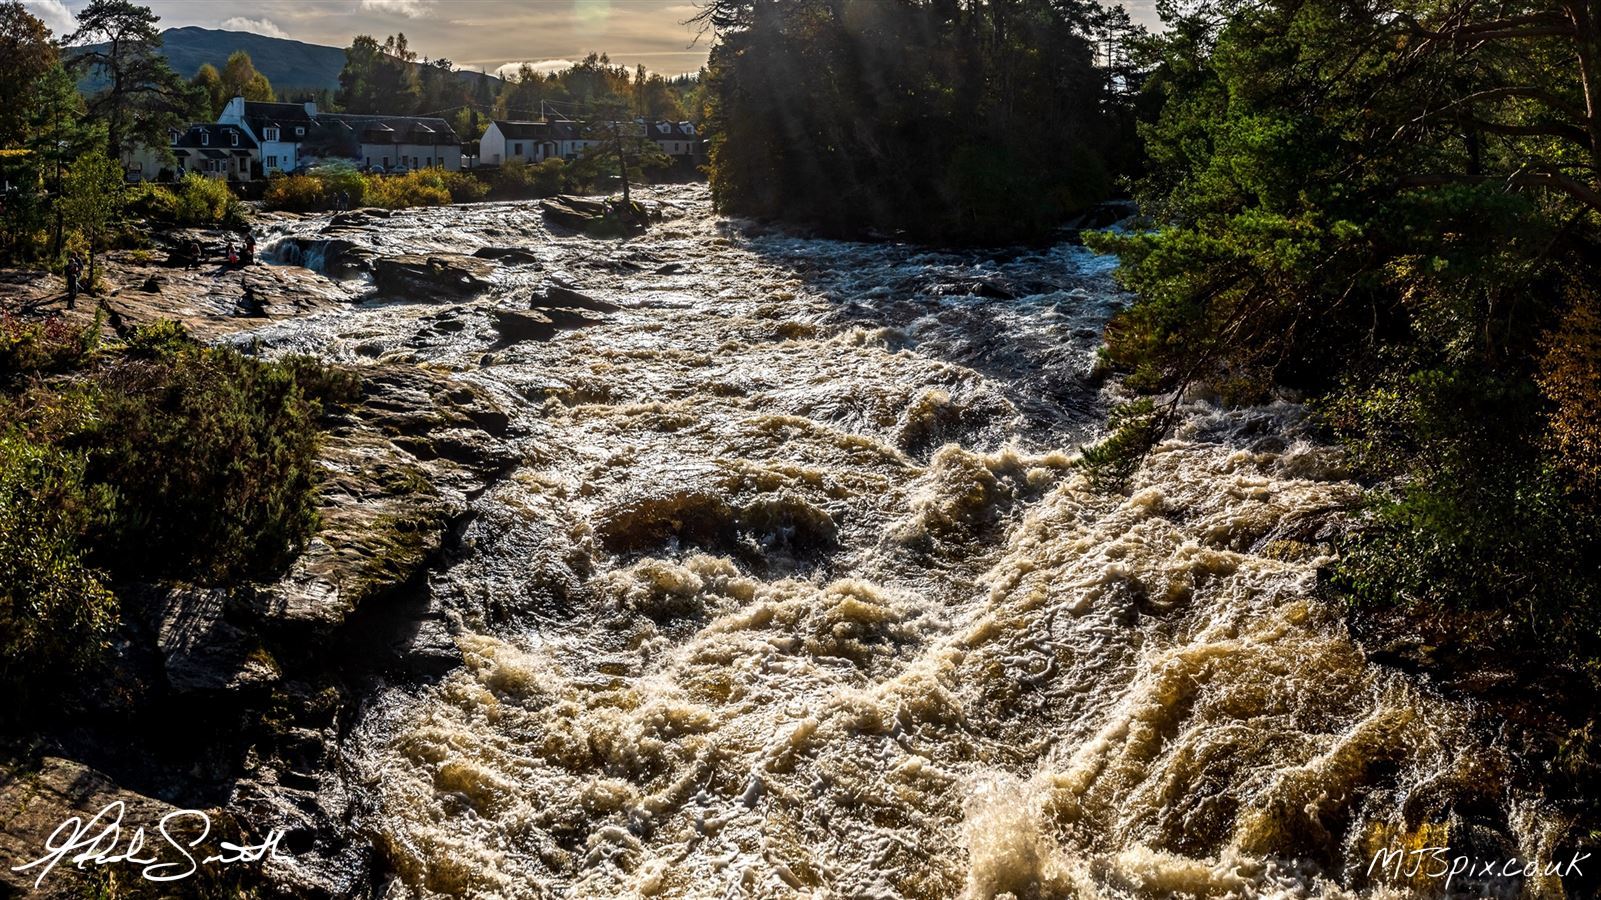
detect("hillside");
top-left (72, 26), bottom-right (502, 96)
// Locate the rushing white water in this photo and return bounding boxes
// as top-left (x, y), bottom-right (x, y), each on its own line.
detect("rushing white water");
top-left (246, 187), bottom-right (1558, 898)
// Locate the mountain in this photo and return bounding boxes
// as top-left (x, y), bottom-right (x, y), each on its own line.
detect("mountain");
top-left (72, 26), bottom-right (503, 96)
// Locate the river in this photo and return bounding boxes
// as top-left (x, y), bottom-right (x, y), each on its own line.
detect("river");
top-left (248, 186), bottom-right (1553, 899)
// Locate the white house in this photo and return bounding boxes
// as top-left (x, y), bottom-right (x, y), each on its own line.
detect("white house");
top-left (219, 97), bottom-right (316, 175)
top-left (481, 120), bottom-right (554, 165)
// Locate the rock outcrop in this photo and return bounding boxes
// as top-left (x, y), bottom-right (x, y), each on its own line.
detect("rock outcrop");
top-left (372, 254), bottom-right (494, 300)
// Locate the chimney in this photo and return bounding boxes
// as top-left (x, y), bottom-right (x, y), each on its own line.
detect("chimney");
top-left (304, 101), bottom-right (318, 117)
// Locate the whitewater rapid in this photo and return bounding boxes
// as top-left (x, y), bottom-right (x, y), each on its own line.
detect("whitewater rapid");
top-left (246, 187), bottom-right (1557, 899)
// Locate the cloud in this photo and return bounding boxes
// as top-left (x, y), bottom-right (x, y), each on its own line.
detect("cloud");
top-left (360, 0), bottom-right (433, 18)
top-left (219, 16), bottom-right (288, 38)
top-left (495, 59), bottom-right (577, 80)
top-left (21, 0), bottom-right (76, 38)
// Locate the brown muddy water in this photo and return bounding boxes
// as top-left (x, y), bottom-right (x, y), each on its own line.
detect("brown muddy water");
top-left (247, 187), bottom-right (1560, 899)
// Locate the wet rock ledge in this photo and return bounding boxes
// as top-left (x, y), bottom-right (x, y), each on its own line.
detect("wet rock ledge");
top-left (0, 362), bottom-right (520, 899)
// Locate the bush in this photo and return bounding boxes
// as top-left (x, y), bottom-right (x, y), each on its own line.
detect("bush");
top-left (312, 162), bottom-right (368, 208)
top-left (82, 334), bottom-right (340, 584)
top-left (363, 169), bottom-right (451, 209)
top-left (490, 158), bottom-right (568, 199)
top-left (173, 172), bottom-right (245, 228)
top-left (263, 173), bottom-right (327, 212)
top-left (130, 174), bottom-right (246, 227)
top-left (439, 170), bottom-right (489, 203)
top-left (0, 432), bottom-right (117, 711)
top-left (0, 309), bottom-right (100, 378)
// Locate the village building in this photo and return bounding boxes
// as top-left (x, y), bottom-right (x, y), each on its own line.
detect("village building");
top-left (480, 118), bottom-right (599, 166)
top-left (123, 96), bottom-right (464, 181)
top-left (480, 118), bottom-right (704, 168)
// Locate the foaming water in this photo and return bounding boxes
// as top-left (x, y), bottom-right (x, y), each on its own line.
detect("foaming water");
top-left (244, 187), bottom-right (1555, 898)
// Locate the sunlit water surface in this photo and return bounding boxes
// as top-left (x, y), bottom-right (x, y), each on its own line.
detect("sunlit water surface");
top-left (244, 187), bottom-right (1554, 899)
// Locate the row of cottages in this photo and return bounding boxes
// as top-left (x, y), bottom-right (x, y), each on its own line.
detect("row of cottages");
top-left (479, 118), bottom-right (705, 167)
top-left (125, 97), bottom-right (462, 181)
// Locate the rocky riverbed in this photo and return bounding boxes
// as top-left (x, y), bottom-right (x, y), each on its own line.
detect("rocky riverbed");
top-left (0, 187), bottom-right (1586, 899)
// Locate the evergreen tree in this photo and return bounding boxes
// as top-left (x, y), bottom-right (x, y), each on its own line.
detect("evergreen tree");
top-left (1089, 0), bottom-right (1601, 672)
top-left (696, 0), bottom-right (1138, 241)
top-left (68, 0), bottom-right (201, 161)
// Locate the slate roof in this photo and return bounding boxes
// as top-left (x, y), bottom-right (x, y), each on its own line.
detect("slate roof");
top-left (172, 123), bottom-right (257, 150)
top-left (491, 120), bottom-right (551, 140)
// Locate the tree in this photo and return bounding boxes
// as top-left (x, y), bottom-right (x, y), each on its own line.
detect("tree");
top-left (695, 0), bottom-right (1137, 241)
top-left (579, 98), bottom-right (670, 205)
top-left (29, 63), bottom-right (101, 258)
top-left (61, 150), bottom-right (125, 290)
top-left (0, 0), bottom-right (58, 149)
top-left (337, 33), bottom-right (420, 114)
top-left (1087, 0), bottom-right (1601, 675)
top-left (221, 50), bottom-right (274, 104)
top-left (68, 0), bottom-right (200, 161)
top-left (191, 62), bottom-right (225, 118)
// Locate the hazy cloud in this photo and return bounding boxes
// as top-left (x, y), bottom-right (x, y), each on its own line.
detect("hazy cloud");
top-left (360, 0), bottom-right (432, 18)
top-left (495, 59), bottom-right (577, 80)
top-left (22, 0), bottom-right (77, 37)
top-left (220, 16), bottom-right (288, 37)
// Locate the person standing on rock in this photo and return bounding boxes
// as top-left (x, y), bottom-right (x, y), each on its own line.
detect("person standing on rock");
top-left (188, 240), bottom-right (202, 269)
top-left (64, 254), bottom-right (82, 309)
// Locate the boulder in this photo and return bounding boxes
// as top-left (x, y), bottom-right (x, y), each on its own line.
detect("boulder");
top-left (373, 253), bottom-right (493, 300)
top-left (541, 281), bottom-right (621, 313)
top-left (491, 308), bottom-right (558, 345)
top-left (472, 246), bottom-right (544, 265)
top-left (540, 195), bottom-right (647, 236)
top-left (530, 305), bottom-right (609, 329)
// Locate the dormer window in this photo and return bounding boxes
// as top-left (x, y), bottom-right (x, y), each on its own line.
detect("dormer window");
top-left (230, 131), bottom-right (238, 147)
top-left (264, 126), bottom-right (279, 142)
top-left (201, 131), bottom-right (209, 146)
top-left (168, 129), bottom-right (179, 146)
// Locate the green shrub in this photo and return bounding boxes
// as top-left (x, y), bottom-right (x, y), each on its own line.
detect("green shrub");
top-left (82, 334), bottom-right (346, 584)
top-left (0, 432), bottom-right (117, 710)
top-left (490, 158), bottom-right (568, 199)
top-left (130, 175), bottom-right (246, 227)
top-left (439, 170), bottom-right (489, 203)
top-left (313, 162), bottom-right (368, 208)
top-left (123, 319), bottom-right (192, 358)
top-left (173, 172), bottom-right (245, 228)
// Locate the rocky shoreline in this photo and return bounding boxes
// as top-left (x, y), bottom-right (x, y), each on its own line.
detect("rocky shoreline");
top-left (0, 201), bottom-right (643, 899)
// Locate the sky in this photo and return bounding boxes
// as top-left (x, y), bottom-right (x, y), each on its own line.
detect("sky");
top-left (23, 0), bottom-right (1163, 79)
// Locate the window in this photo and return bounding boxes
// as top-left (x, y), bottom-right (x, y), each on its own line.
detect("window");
top-left (513, 142), bottom-right (523, 156)
top-left (267, 155), bottom-right (277, 168)
top-left (201, 132), bottom-right (210, 146)
top-left (264, 126), bottom-right (279, 142)
top-left (230, 131), bottom-right (239, 147)
top-left (296, 126), bottom-right (305, 136)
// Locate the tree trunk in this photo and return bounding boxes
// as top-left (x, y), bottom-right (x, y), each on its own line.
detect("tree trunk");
top-left (1568, 0), bottom-right (1601, 180)
top-left (617, 124), bottom-right (631, 205)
